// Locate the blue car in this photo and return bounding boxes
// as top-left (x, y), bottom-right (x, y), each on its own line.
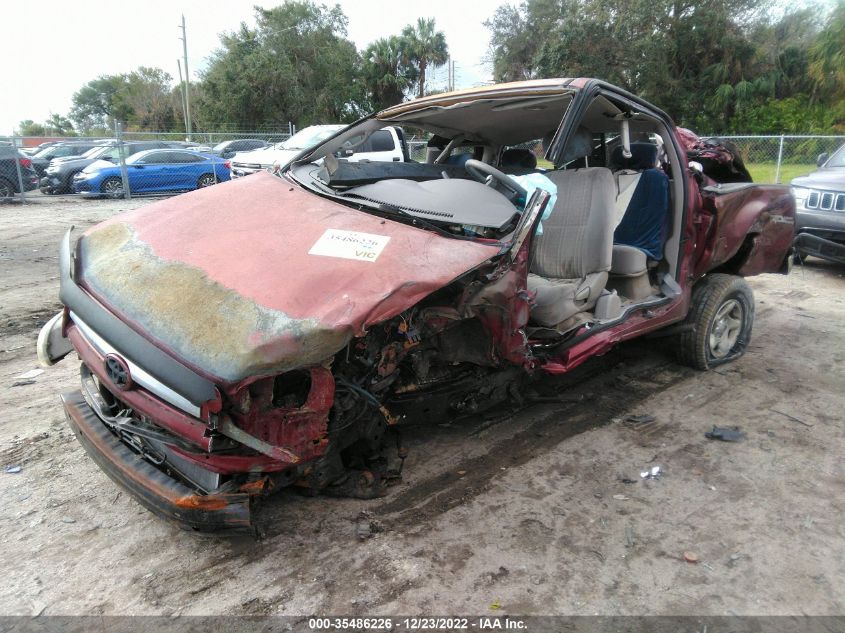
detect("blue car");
top-left (73, 149), bottom-right (230, 197)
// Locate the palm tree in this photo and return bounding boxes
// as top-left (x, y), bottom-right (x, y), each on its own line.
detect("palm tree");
top-left (808, 2), bottom-right (845, 100)
top-left (363, 36), bottom-right (418, 110)
top-left (400, 18), bottom-right (449, 98)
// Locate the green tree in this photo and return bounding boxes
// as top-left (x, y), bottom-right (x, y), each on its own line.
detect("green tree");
top-left (197, 1), bottom-right (366, 128)
top-left (362, 36), bottom-right (418, 110)
top-left (400, 18), bottom-right (449, 98)
top-left (809, 1), bottom-right (845, 99)
top-left (69, 75), bottom-right (128, 131)
top-left (44, 114), bottom-right (76, 136)
top-left (16, 120), bottom-right (46, 136)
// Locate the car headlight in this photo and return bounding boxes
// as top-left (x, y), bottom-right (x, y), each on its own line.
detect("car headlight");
top-left (791, 186), bottom-right (810, 201)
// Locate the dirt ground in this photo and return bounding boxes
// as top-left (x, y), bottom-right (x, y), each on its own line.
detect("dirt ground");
top-left (0, 194), bottom-right (843, 618)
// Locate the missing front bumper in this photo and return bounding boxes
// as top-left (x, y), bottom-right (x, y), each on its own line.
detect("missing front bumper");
top-left (62, 390), bottom-right (255, 534)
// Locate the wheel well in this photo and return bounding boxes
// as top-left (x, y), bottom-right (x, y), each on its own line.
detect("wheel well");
top-left (710, 233), bottom-right (757, 275)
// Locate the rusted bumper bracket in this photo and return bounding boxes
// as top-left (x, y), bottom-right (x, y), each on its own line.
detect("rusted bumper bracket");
top-left (62, 390), bottom-right (255, 534)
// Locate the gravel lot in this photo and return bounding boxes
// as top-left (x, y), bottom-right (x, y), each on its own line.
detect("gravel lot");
top-left (1, 194), bottom-right (843, 618)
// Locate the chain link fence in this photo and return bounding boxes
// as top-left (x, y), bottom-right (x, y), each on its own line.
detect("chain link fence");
top-left (716, 135), bottom-right (845, 184)
top-left (4, 132), bottom-right (844, 203)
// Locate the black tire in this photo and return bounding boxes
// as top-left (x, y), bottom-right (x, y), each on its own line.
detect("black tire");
top-left (63, 171), bottom-right (81, 194)
top-left (197, 173), bottom-right (216, 188)
top-left (0, 178), bottom-right (15, 198)
top-left (675, 273), bottom-right (754, 370)
top-left (100, 177), bottom-right (124, 199)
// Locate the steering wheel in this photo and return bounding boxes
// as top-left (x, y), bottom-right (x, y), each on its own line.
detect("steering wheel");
top-left (464, 159), bottom-right (528, 204)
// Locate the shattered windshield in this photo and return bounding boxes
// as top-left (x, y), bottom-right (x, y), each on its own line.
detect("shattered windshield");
top-left (286, 87), bottom-right (574, 240)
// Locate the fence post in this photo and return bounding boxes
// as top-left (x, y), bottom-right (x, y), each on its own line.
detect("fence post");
top-left (12, 135), bottom-right (27, 203)
top-left (774, 134), bottom-right (785, 184)
top-left (115, 121), bottom-right (131, 200)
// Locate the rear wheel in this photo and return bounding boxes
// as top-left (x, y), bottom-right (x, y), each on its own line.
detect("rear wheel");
top-left (0, 178), bottom-right (14, 198)
top-left (197, 173), bottom-right (216, 188)
top-left (100, 177), bottom-right (124, 199)
top-left (675, 273), bottom-right (754, 370)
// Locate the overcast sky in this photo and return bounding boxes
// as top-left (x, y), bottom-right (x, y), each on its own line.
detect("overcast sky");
top-left (1, 0), bottom-right (509, 133)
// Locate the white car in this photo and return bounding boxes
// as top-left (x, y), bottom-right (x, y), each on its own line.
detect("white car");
top-left (229, 125), bottom-right (407, 178)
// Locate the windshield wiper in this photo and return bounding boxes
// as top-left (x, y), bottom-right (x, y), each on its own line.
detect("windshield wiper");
top-left (349, 198), bottom-right (485, 242)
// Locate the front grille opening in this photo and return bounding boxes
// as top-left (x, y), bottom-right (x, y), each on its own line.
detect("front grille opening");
top-left (821, 192), bottom-right (834, 210)
top-left (808, 192), bottom-right (819, 208)
top-left (836, 195), bottom-right (845, 211)
top-left (272, 370), bottom-right (312, 408)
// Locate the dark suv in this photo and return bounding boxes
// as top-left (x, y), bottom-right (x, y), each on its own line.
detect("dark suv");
top-left (0, 146), bottom-right (39, 198)
top-left (791, 144), bottom-right (845, 264)
top-left (30, 141), bottom-right (113, 178)
top-left (209, 139), bottom-right (268, 159)
top-left (41, 141), bottom-right (169, 194)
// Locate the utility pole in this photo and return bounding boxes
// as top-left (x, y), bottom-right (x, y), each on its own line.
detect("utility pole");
top-left (451, 60), bottom-right (456, 91)
top-left (179, 15), bottom-right (192, 140)
top-left (176, 59), bottom-right (189, 137)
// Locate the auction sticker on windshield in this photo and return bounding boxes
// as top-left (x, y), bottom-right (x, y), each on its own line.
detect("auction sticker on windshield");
top-left (308, 229), bottom-right (391, 262)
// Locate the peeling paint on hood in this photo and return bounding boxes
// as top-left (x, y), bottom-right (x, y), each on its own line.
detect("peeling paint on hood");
top-left (77, 172), bottom-right (500, 383)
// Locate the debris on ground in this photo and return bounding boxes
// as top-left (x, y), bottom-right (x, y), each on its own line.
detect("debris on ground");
top-left (625, 525), bottom-right (636, 548)
top-left (625, 414), bottom-right (656, 425)
top-left (11, 368), bottom-right (44, 386)
top-left (4, 465), bottom-right (21, 474)
top-left (683, 551), bottom-right (699, 564)
top-left (354, 511), bottom-right (382, 540)
top-left (620, 478), bottom-right (637, 484)
top-left (770, 408), bottom-right (815, 427)
top-left (612, 494), bottom-right (629, 500)
top-left (705, 426), bottom-right (746, 442)
top-left (640, 465), bottom-right (662, 480)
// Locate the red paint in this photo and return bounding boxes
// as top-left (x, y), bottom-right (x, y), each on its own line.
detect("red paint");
top-left (89, 173), bottom-right (500, 327)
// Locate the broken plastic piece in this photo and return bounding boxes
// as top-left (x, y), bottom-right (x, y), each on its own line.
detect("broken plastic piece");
top-left (640, 465), bottom-right (662, 480)
top-left (704, 426), bottom-right (745, 442)
top-left (626, 414), bottom-right (655, 425)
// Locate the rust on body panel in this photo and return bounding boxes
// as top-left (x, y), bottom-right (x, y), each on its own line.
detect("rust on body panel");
top-left (76, 172), bottom-right (500, 384)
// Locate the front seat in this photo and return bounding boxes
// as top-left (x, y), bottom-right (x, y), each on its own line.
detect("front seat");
top-left (527, 167), bottom-right (616, 327)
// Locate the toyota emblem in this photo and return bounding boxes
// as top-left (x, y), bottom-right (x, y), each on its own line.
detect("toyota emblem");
top-left (104, 354), bottom-right (132, 391)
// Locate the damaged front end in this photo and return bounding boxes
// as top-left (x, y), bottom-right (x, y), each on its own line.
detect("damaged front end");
top-left (41, 174), bottom-right (541, 534)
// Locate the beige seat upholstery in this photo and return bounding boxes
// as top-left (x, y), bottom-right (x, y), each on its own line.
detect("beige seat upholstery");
top-left (528, 168), bottom-right (616, 327)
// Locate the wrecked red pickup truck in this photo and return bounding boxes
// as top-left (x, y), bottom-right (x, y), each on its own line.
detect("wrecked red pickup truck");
top-left (37, 79), bottom-right (795, 533)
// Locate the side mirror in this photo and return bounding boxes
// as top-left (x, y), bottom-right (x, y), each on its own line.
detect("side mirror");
top-left (817, 152), bottom-right (829, 167)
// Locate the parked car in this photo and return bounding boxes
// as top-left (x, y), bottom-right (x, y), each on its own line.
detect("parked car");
top-left (72, 149), bottom-right (230, 197)
top-left (40, 141), bottom-right (169, 194)
top-left (228, 125), bottom-right (345, 178)
top-left (0, 146), bottom-right (39, 197)
top-left (30, 140), bottom-right (113, 177)
top-left (232, 125), bottom-right (409, 179)
top-left (38, 78), bottom-right (795, 533)
top-left (790, 144), bottom-right (845, 264)
top-left (209, 138), bottom-right (269, 159)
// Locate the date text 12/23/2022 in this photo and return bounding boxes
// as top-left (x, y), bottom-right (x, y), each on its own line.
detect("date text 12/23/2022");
top-left (308, 617), bottom-right (527, 630)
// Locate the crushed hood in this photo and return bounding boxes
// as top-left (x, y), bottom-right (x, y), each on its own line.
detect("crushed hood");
top-left (77, 172), bottom-right (500, 383)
